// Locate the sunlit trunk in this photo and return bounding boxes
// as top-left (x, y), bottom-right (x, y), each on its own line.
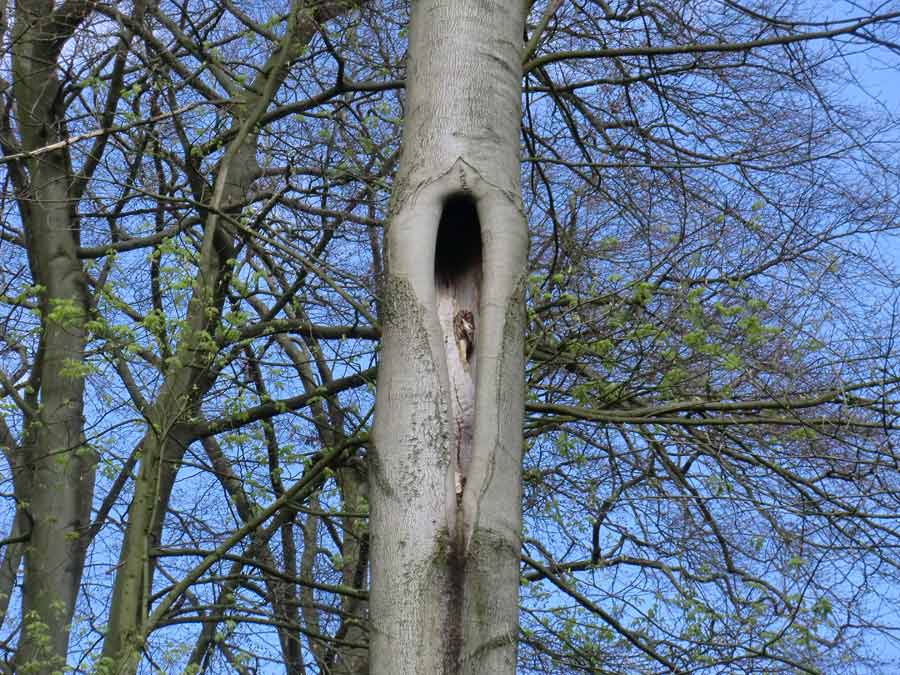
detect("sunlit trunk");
top-left (369, 0), bottom-right (528, 671)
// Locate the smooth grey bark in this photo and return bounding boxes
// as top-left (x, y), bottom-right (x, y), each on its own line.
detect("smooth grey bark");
top-left (369, 0), bottom-right (528, 672)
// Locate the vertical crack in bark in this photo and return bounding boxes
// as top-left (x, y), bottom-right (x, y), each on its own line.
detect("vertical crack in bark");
top-left (445, 530), bottom-right (467, 673)
top-left (434, 193), bottom-right (482, 509)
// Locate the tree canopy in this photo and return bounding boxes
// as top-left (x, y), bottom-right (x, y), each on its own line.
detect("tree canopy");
top-left (0, 0), bottom-right (899, 673)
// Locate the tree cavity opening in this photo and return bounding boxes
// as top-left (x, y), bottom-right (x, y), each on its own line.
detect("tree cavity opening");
top-left (434, 192), bottom-right (483, 289)
top-left (434, 192), bottom-right (482, 502)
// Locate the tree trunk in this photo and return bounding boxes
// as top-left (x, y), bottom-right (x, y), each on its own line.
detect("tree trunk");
top-left (369, 0), bottom-right (528, 672)
top-left (99, 3), bottom-right (356, 669)
top-left (11, 3), bottom-right (96, 671)
top-left (99, 138), bottom-right (248, 672)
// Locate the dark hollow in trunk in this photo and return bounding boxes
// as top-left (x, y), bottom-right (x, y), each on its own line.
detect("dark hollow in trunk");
top-left (435, 192), bottom-right (483, 287)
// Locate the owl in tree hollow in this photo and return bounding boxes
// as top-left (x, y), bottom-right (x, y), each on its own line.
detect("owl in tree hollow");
top-left (453, 310), bottom-right (475, 363)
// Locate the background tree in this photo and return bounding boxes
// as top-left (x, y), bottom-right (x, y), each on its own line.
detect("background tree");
top-left (0, 0), bottom-right (897, 673)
